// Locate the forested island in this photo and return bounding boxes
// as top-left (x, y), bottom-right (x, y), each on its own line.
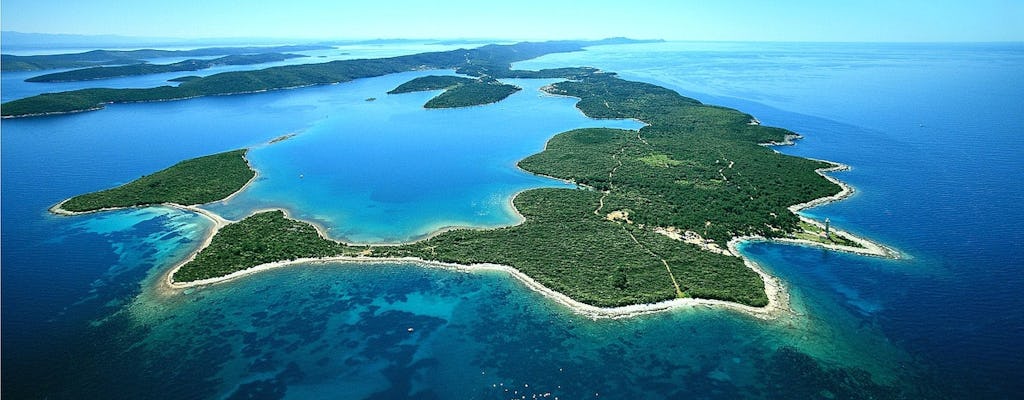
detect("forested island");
top-left (24, 53), bottom-right (307, 82)
top-left (1, 38), bottom-right (649, 117)
top-left (1, 45), bottom-right (329, 71)
top-left (387, 75), bottom-right (521, 108)
top-left (54, 149), bottom-right (254, 213)
top-left (47, 38), bottom-right (886, 313)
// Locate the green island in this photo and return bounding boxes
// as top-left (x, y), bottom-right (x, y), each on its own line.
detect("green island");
top-left (24, 53), bottom-right (307, 82)
top-left (47, 39), bottom-right (880, 311)
top-left (1, 45), bottom-right (330, 71)
top-left (168, 73), bottom-right (853, 308)
top-left (387, 75), bottom-right (521, 108)
top-left (1, 38), bottom-right (650, 117)
top-left (56, 149), bottom-right (254, 213)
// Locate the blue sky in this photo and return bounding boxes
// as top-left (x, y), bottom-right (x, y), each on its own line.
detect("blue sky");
top-left (2, 0), bottom-right (1021, 42)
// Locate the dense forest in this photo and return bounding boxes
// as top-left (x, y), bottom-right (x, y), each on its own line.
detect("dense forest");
top-left (386, 75), bottom-right (476, 93)
top-left (173, 210), bottom-right (365, 282)
top-left (24, 53), bottom-right (306, 82)
top-left (59, 149), bottom-right (254, 212)
top-left (523, 75), bottom-right (840, 243)
top-left (388, 75), bottom-right (521, 108)
top-left (383, 189), bottom-right (768, 307)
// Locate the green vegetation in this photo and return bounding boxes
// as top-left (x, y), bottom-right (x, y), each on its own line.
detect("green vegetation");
top-left (45, 38), bottom-right (842, 310)
top-left (527, 75), bottom-right (840, 243)
top-left (790, 221), bottom-right (865, 248)
top-left (25, 53), bottom-right (306, 82)
top-left (173, 210), bottom-right (366, 282)
top-left (388, 75), bottom-right (522, 108)
top-left (425, 80), bottom-right (520, 108)
top-left (1, 45), bottom-right (330, 71)
top-left (638, 153), bottom-right (683, 167)
top-left (60, 149), bottom-right (254, 212)
top-left (2, 38), bottom-right (653, 117)
top-left (382, 189), bottom-right (766, 307)
top-left (387, 75), bottom-right (477, 93)
top-left (170, 72), bottom-right (839, 309)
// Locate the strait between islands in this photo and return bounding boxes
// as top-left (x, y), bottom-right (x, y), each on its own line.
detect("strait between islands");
top-left (37, 39), bottom-right (897, 320)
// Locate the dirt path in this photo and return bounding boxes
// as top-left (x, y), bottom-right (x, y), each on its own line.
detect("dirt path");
top-left (594, 146), bottom-right (627, 215)
top-left (622, 226), bottom-right (685, 298)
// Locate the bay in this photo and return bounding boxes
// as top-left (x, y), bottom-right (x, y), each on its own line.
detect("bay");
top-left (3, 41), bottom-right (1022, 398)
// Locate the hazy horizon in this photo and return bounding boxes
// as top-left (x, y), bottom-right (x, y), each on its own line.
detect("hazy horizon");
top-left (2, 1), bottom-right (1021, 44)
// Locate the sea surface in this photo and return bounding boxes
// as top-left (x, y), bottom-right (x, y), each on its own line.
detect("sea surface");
top-left (2, 41), bottom-right (1022, 399)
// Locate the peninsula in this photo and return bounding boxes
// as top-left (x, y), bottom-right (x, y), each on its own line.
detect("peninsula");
top-left (47, 39), bottom-right (893, 317)
top-left (52, 149), bottom-right (254, 214)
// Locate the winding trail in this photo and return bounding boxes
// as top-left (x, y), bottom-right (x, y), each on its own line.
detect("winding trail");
top-left (590, 131), bottom-right (684, 298)
top-left (622, 226), bottom-right (685, 298)
top-left (593, 146), bottom-right (627, 215)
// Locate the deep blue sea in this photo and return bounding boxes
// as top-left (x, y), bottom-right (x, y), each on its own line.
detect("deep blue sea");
top-left (3, 42), bottom-right (1022, 399)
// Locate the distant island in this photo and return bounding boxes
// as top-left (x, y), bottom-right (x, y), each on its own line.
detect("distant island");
top-left (0, 38), bottom-right (650, 118)
top-left (46, 39), bottom-right (894, 318)
top-left (24, 53), bottom-right (307, 82)
top-left (388, 75), bottom-right (521, 108)
top-left (0, 45), bottom-right (330, 71)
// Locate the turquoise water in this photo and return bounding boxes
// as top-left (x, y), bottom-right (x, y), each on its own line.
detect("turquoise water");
top-left (3, 42), bottom-right (1023, 398)
top-left (203, 77), bottom-right (640, 243)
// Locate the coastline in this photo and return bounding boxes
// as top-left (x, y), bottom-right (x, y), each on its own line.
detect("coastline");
top-left (67, 137), bottom-right (890, 321)
top-left (782, 161), bottom-right (899, 258)
top-left (47, 148), bottom-right (260, 217)
top-left (158, 203), bottom-right (795, 321)
top-left (153, 152), bottom-right (894, 321)
top-left (539, 84), bottom-right (650, 129)
top-left (50, 82), bottom-right (894, 321)
top-left (162, 252), bottom-right (790, 321)
top-left (151, 114), bottom-right (895, 322)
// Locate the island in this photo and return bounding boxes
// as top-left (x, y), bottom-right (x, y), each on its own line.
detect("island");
top-left (387, 75), bottom-right (521, 108)
top-left (24, 53), bottom-right (307, 82)
top-left (1, 45), bottom-right (330, 71)
top-left (46, 39), bottom-right (894, 319)
top-left (1, 38), bottom-right (651, 118)
top-left (52, 149), bottom-right (254, 214)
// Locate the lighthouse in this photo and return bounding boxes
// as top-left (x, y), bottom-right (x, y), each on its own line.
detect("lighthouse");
top-left (824, 218), bottom-right (831, 239)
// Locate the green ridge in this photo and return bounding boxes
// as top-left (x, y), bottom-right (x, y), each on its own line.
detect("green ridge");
top-left (1, 45), bottom-right (330, 71)
top-left (25, 53), bottom-right (306, 82)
